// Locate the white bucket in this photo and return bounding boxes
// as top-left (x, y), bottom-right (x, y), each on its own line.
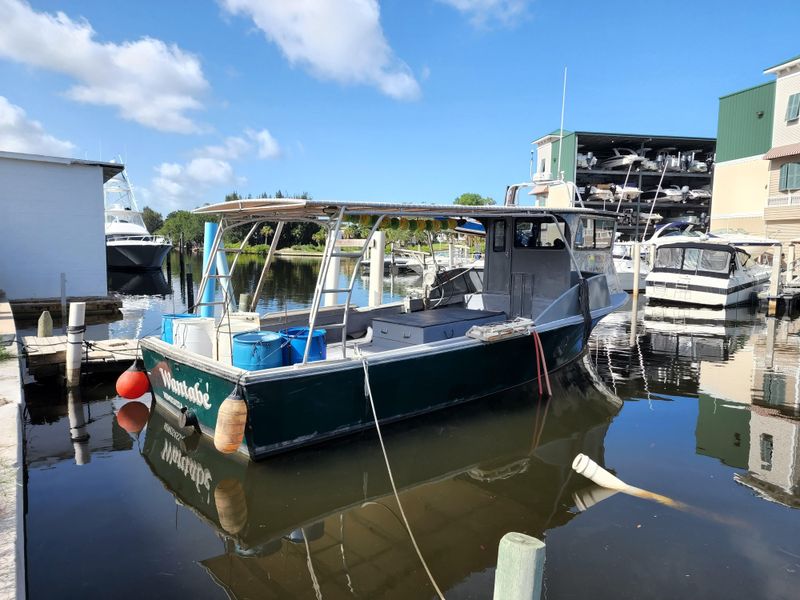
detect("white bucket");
top-left (173, 317), bottom-right (215, 357)
top-left (216, 314), bottom-right (260, 364)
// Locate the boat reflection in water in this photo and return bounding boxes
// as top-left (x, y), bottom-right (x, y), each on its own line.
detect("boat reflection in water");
top-left (592, 302), bottom-right (800, 511)
top-left (107, 268), bottom-right (171, 297)
top-left (142, 360), bottom-right (621, 598)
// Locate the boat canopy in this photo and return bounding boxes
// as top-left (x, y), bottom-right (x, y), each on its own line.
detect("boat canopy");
top-left (192, 198), bottom-right (614, 224)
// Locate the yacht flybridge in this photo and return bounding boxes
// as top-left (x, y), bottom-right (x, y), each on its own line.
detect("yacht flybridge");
top-left (105, 170), bottom-right (172, 270)
top-left (138, 198), bottom-right (627, 461)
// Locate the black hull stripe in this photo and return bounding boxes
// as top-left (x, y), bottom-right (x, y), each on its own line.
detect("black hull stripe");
top-left (647, 276), bottom-right (769, 295)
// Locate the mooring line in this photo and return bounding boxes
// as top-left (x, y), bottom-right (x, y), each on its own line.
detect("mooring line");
top-left (359, 356), bottom-right (446, 600)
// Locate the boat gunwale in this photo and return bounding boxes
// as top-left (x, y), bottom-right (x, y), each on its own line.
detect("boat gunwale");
top-left (140, 295), bottom-right (626, 385)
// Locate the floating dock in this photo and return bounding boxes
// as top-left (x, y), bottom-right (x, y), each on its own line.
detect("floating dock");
top-left (22, 335), bottom-right (139, 379)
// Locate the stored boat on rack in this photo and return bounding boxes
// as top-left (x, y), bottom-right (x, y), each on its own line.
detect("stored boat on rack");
top-left (139, 198), bottom-right (627, 461)
top-left (598, 148), bottom-right (644, 170)
top-left (647, 240), bottom-right (772, 307)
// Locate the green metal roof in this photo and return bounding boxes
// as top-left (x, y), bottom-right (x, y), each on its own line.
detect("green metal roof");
top-left (716, 81), bottom-right (775, 162)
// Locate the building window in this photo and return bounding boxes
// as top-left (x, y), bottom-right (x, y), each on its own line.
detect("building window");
top-left (786, 92), bottom-right (800, 122)
top-left (779, 162), bottom-right (800, 191)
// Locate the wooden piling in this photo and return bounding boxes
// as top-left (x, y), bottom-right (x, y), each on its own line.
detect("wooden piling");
top-left (60, 272), bottom-right (67, 332)
top-left (37, 311), bottom-right (53, 337)
top-left (493, 532), bottom-right (545, 600)
top-left (768, 244), bottom-right (782, 316)
top-left (186, 272), bottom-right (195, 312)
top-left (65, 302), bottom-right (86, 388)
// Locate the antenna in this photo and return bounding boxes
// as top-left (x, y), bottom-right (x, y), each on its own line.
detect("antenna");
top-left (556, 67), bottom-right (567, 181)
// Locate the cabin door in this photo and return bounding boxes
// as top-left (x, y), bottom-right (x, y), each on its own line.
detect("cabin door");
top-left (484, 218), bottom-right (512, 294)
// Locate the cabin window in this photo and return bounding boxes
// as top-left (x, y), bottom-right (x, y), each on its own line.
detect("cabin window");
top-left (514, 218), bottom-right (567, 249)
top-left (492, 220), bottom-right (506, 252)
top-left (655, 247), bottom-right (683, 270)
top-left (576, 217), bottom-right (614, 249)
top-left (683, 248), bottom-right (701, 272)
top-left (700, 249), bottom-right (731, 273)
top-left (786, 93), bottom-right (800, 122)
top-left (779, 162), bottom-right (800, 191)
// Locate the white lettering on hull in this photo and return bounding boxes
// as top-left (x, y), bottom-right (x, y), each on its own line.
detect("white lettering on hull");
top-left (159, 368), bottom-right (212, 409)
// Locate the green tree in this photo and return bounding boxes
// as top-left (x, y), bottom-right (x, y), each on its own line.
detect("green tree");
top-left (453, 193), bottom-right (495, 206)
top-left (141, 206), bottom-right (163, 233)
top-left (158, 210), bottom-right (213, 246)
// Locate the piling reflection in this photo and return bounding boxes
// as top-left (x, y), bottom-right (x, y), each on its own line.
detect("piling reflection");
top-left (591, 302), bottom-right (800, 511)
top-left (142, 360), bottom-right (620, 598)
top-left (66, 389), bottom-right (90, 465)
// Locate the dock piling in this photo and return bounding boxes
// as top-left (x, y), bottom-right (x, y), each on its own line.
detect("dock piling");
top-left (65, 302), bottom-right (86, 388)
top-left (768, 245), bottom-right (782, 316)
top-left (368, 231), bottom-right (385, 307)
top-left (60, 272), bottom-right (67, 332)
top-left (37, 310), bottom-right (53, 337)
top-left (493, 532), bottom-right (545, 600)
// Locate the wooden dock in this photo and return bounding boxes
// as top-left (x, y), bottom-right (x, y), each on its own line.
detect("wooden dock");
top-left (22, 335), bottom-right (139, 379)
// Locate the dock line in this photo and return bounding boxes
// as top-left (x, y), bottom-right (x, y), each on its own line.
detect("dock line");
top-left (359, 354), bottom-right (446, 600)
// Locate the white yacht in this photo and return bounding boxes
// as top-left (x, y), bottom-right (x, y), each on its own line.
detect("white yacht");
top-left (105, 170), bottom-right (172, 270)
top-left (647, 240), bottom-right (771, 307)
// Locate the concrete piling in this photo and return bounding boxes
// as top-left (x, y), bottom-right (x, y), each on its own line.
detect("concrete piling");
top-left (65, 302), bottom-right (86, 388)
top-left (239, 293), bottom-right (252, 311)
top-left (37, 310), bottom-right (53, 337)
top-left (493, 532), bottom-right (546, 600)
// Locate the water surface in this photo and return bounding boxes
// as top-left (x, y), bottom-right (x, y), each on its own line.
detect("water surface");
top-left (23, 257), bottom-right (800, 598)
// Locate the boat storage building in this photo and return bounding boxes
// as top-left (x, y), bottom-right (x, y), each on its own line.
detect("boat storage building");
top-left (0, 151), bottom-right (123, 301)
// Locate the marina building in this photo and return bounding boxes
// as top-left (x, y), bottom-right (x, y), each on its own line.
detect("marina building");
top-left (711, 54), bottom-right (800, 242)
top-left (532, 130), bottom-right (716, 239)
top-left (0, 151), bottom-right (123, 303)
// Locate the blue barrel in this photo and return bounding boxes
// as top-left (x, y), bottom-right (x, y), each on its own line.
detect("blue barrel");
top-left (280, 327), bottom-right (327, 365)
top-left (232, 331), bottom-right (284, 371)
top-left (161, 313), bottom-right (199, 344)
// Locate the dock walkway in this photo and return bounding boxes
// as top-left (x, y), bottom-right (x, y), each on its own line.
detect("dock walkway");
top-left (22, 336), bottom-right (140, 379)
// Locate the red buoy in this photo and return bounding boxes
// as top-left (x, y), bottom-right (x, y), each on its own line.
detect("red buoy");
top-left (116, 401), bottom-right (150, 434)
top-left (116, 361), bottom-right (151, 400)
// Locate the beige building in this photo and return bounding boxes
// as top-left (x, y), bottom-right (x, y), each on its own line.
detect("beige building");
top-left (712, 54), bottom-right (800, 242)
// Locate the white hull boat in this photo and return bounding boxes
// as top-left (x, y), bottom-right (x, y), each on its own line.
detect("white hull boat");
top-left (105, 170), bottom-right (171, 270)
top-left (647, 241), bottom-right (771, 307)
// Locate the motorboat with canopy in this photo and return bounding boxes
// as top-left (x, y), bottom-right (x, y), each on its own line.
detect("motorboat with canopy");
top-left (138, 197), bottom-right (628, 460)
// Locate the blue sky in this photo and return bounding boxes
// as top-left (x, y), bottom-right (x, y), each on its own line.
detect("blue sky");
top-left (0, 0), bottom-right (797, 214)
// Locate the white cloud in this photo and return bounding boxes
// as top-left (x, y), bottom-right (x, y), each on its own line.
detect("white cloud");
top-left (248, 128), bottom-right (281, 159)
top-left (0, 0), bottom-right (208, 133)
top-left (197, 128), bottom-right (281, 160)
top-left (0, 96), bottom-right (75, 156)
top-left (150, 128), bottom-right (281, 211)
top-left (437, 0), bottom-right (530, 27)
top-left (219, 0), bottom-right (420, 100)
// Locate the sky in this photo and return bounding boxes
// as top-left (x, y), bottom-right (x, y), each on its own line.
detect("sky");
top-left (0, 0), bottom-right (798, 214)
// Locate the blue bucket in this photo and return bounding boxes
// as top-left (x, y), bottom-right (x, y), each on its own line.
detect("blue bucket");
top-left (161, 313), bottom-right (199, 344)
top-left (232, 331), bottom-right (284, 371)
top-left (280, 327), bottom-right (327, 365)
